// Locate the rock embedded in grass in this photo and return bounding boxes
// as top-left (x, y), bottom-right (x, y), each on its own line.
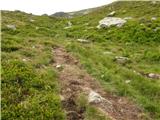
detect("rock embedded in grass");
top-left (64, 21), bottom-right (72, 29)
top-left (77, 39), bottom-right (90, 43)
top-left (6, 24), bottom-right (16, 30)
top-left (29, 19), bottom-right (35, 22)
top-left (151, 17), bottom-right (157, 20)
top-left (56, 64), bottom-right (63, 69)
top-left (88, 91), bottom-right (104, 104)
top-left (124, 17), bottom-right (133, 20)
top-left (115, 56), bottom-right (129, 64)
top-left (108, 11), bottom-right (116, 17)
top-left (97, 17), bottom-right (127, 29)
top-left (147, 73), bottom-right (160, 79)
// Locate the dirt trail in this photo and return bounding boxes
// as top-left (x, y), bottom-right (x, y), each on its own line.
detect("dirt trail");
top-left (53, 46), bottom-right (144, 120)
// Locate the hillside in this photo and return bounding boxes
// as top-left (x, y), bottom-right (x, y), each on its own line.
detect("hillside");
top-left (1, 1), bottom-right (160, 120)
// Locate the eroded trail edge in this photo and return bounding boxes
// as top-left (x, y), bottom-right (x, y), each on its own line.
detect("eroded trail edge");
top-left (53, 46), bottom-right (143, 120)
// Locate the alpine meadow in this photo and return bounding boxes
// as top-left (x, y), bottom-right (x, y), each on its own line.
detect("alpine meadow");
top-left (1, 1), bottom-right (160, 120)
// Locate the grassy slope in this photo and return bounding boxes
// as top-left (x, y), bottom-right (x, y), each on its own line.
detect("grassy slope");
top-left (1, 11), bottom-right (65, 119)
top-left (63, 1), bottom-right (160, 119)
top-left (1, 1), bottom-right (160, 120)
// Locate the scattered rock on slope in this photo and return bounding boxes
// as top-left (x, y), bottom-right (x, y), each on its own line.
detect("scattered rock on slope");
top-left (6, 24), bottom-right (16, 30)
top-left (124, 17), bottom-right (133, 20)
top-left (97, 17), bottom-right (126, 28)
top-left (88, 91), bottom-right (105, 104)
top-left (64, 21), bottom-right (72, 29)
top-left (107, 11), bottom-right (116, 16)
top-left (115, 56), bottom-right (129, 64)
top-left (29, 19), bottom-right (35, 22)
top-left (77, 39), bottom-right (90, 43)
top-left (151, 17), bottom-right (157, 20)
top-left (147, 73), bottom-right (160, 79)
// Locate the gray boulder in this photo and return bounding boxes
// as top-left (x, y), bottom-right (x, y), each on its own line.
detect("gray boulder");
top-left (97, 17), bottom-right (126, 28)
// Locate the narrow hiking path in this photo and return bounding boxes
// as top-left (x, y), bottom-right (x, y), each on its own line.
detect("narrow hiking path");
top-left (53, 46), bottom-right (144, 120)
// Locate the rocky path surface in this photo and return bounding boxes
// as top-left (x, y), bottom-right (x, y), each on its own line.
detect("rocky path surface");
top-left (53, 46), bottom-right (144, 120)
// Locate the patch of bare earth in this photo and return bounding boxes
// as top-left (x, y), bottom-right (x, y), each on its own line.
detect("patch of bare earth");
top-left (53, 47), bottom-right (145, 120)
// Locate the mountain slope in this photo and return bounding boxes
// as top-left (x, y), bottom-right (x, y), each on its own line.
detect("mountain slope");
top-left (1, 1), bottom-right (160, 120)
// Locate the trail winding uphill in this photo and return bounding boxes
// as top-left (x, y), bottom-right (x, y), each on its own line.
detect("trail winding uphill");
top-left (53, 46), bottom-right (145, 120)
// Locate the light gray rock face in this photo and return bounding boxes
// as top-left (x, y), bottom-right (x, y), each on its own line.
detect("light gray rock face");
top-left (6, 24), bottom-right (16, 30)
top-left (108, 11), bottom-right (116, 16)
top-left (97, 17), bottom-right (126, 28)
top-left (88, 91), bottom-right (104, 104)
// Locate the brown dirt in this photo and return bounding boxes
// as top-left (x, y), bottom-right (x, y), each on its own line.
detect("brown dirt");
top-left (53, 46), bottom-right (145, 120)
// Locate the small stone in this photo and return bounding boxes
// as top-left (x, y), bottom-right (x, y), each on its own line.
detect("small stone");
top-left (22, 59), bottom-right (27, 62)
top-left (56, 64), bottom-right (62, 69)
top-left (125, 80), bottom-right (131, 84)
top-left (115, 56), bottom-right (129, 64)
top-left (88, 91), bottom-right (104, 104)
top-left (67, 21), bottom-right (72, 26)
top-left (60, 95), bottom-right (65, 101)
top-left (151, 17), bottom-right (157, 20)
top-left (6, 24), bottom-right (16, 30)
top-left (148, 73), bottom-right (160, 79)
top-left (64, 21), bottom-right (72, 29)
top-left (64, 26), bottom-right (71, 29)
top-left (29, 19), bottom-right (35, 22)
top-left (153, 27), bottom-right (160, 32)
top-left (77, 39), bottom-right (90, 43)
top-left (108, 11), bottom-right (116, 17)
top-left (124, 17), bottom-right (133, 20)
top-left (103, 51), bottom-right (112, 55)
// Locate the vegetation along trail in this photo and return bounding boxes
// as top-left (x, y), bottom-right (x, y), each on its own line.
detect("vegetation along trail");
top-left (53, 46), bottom-right (144, 120)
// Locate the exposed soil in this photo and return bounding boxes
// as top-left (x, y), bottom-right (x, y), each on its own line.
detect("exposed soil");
top-left (53, 46), bottom-right (145, 120)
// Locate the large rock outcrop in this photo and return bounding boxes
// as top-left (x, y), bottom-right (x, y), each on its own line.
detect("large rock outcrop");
top-left (97, 17), bottom-right (127, 28)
